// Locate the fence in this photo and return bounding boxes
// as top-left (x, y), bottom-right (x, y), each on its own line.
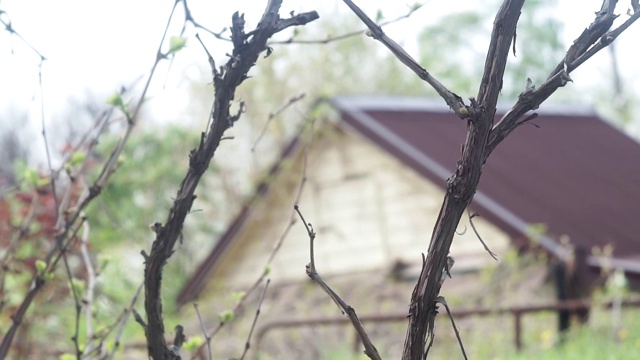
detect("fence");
top-left (255, 298), bottom-right (640, 354)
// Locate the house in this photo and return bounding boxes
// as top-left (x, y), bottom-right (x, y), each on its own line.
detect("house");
top-left (177, 95), bottom-right (640, 308)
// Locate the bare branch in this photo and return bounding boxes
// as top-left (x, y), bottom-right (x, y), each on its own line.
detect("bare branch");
top-left (341, 0), bottom-right (468, 118)
top-left (239, 279), bottom-right (271, 360)
top-left (402, 1), bottom-right (525, 358)
top-left (107, 282), bottom-right (144, 360)
top-left (189, 119), bottom-right (313, 359)
top-left (549, 0), bottom-right (617, 78)
top-left (435, 297), bottom-right (468, 360)
top-left (252, 93), bottom-right (306, 151)
top-left (193, 304), bottom-right (212, 360)
top-left (476, 0), bottom-right (524, 109)
top-left (0, 0), bottom-right (181, 352)
top-left (38, 64), bottom-right (60, 214)
top-left (142, 2), bottom-right (318, 358)
top-left (570, 8), bottom-right (640, 72)
top-left (182, 0), bottom-right (230, 42)
top-left (79, 220), bottom-right (97, 354)
top-left (61, 239), bottom-right (83, 359)
top-left (295, 206), bottom-right (381, 360)
top-left (270, 3), bottom-right (426, 45)
top-left (0, 10), bottom-right (47, 61)
top-left (486, 1), bottom-right (640, 159)
top-left (468, 211), bottom-right (498, 261)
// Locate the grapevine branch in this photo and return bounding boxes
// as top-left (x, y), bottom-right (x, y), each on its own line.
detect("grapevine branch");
top-left (142, 2), bottom-right (318, 359)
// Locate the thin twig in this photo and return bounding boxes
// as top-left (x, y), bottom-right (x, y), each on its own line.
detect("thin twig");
top-left (1, 7), bottom-right (168, 350)
top-left (190, 120), bottom-right (314, 359)
top-left (108, 281), bottom-right (144, 360)
top-left (79, 220), bottom-right (97, 354)
top-left (294, 206), bottom-right (381, 360)
top-left (182, 0), bottom-right (230, 42)
top-left (239, 279), bottom-right (271, 360)
top-left (263, 116), bottom-right (313, 266)
top-left (252, 93), bottom-right (306, 151)
top-left (0, 0), bottom-right (184, 356)
top-left (133, 309), bottom-right (147, 330)
top-left (467, 211), bottom-right (497, 261)
top-left (341, 0), bottom-right (468, 118)
top-left (0, 11), bottom-right (47, 60)
top-left (270, 2), bottom-right (427, 45)
top-left (60, 226), bottom-right (85, 359)
top-left (38, 62), bottom-right (60, 214)
top-left (193, 304), bottom-right (212, 360)
top-left (435, 297), bottom-right (468, 360)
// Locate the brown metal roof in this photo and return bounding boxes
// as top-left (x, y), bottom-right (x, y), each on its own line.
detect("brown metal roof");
top-left (178, 95), bottom-right (640, 306)
top-left (333, 95), bottom-right (640, 273)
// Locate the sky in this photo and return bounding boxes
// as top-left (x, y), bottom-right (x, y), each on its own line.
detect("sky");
top-left (1, 0), bottom-right (640, 152)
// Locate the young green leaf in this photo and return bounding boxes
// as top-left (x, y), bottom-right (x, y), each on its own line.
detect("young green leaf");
top-left (169, 36), bottom-right (187, 54)
top-left (35, 259), bottom-right (47, 274)
top-left (106, 92), bottom-right (124, 107)
top-left (183, 336), bottom-right (204, 352)
top-left (70, 278), bottom-right (85, 295)
top-left (218, 310), bottom-right (234, 323)
top-left (69, 151), bottom-right (87, 167)
top-left (231, 291), bottom-right (246, 301)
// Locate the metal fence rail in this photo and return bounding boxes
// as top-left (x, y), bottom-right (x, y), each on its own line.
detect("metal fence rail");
top-left (256, 298), bottom-right (640, 354)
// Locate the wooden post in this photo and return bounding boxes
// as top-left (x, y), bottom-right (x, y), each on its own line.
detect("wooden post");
top-left (514, 310), bottom-right (523, 351)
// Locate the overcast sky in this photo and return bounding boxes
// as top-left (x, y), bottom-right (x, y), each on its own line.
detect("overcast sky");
top-left (2, 0), bottom-right (639, 144)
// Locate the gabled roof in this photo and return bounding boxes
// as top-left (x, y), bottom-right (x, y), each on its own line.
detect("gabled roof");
top-left (178, 95), bottom-right (640, 306)
top-left (334, 95), bottom-right (640, 273)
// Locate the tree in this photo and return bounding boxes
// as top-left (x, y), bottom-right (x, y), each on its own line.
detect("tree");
top-left (334, 0), bottom-right (640, 359)
top-left (1, 0), bottom-right (638, 359)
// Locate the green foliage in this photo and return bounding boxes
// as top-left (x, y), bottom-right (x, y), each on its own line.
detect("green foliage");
top-left (2, 124), bottom-right (222, 353)
top-left (106, 91), bottom-right (131, 120)
top-left (169, 36), bottom-right (187, 54)
top-left (106, 92), bottom-right (124, 108)
top-left (321, 344), bottom-right (369, 360)
top-left (69, 277), bottom-right (85, 297)
top-left (506, 309), bottom-right (640, 360)
top-left (35, 259), bottom-right (47, 274)
top-left (68, 151), bottom-right (86, 167)
top-left (85, 125), bottom-right (219, 317)
top-left (183, 336), bottom-right (204, 352)
top-left (14, 160), bottom-right (50, 190)
top-left (231, 291), bottom-right (246, 301)
top-left (263, 264), bottom-right (271, 276)
top-left (218, 309), bottom-right (235, 322)
top-left (87, 124), bottom-right (208, 250)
